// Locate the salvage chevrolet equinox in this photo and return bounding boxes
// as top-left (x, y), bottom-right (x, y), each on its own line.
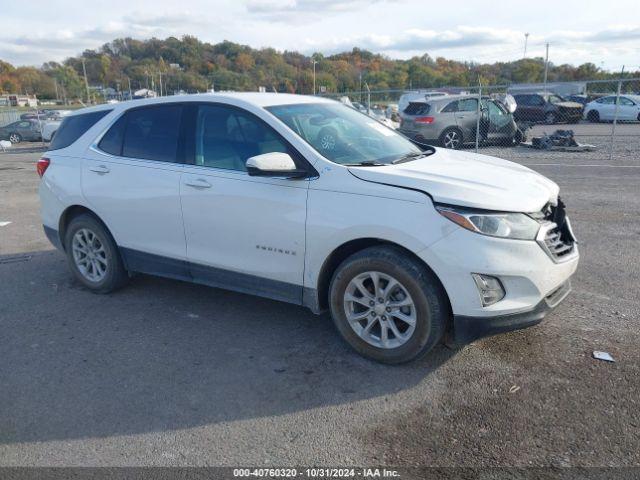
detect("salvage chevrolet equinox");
top-left (38, 93), bottom-right (579, 363)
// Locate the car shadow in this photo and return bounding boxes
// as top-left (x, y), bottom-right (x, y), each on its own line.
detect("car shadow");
top-left (0, 250), bottom-right (456, 444)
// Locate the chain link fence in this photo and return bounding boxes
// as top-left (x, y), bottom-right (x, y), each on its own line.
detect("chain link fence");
top-left (321, 78), bottom-right (640, 162)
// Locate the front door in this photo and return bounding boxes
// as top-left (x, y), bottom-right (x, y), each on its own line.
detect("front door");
top-left (180, 103), bottom-right (309, 304)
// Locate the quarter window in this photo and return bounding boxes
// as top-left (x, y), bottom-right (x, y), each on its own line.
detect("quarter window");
top-left (121, 105), bottom-right (182, 163)
top-left (194, 105), bottom-right (289, 172)
top-left (49, 110), bottom-right (111, 151)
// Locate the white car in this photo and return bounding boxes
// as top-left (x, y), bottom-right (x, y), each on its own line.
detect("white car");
top-left (41, 120), bottom-right (62, 142)
top-left (584, 94), bottom-right (640, 122)
top-left (38, 93), bottom-right (579, 363)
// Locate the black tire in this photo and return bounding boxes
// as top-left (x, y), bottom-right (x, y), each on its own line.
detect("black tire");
top-left (9, 132), bottom-right (22, 144)
top-left (438, 127), bottom-right (463, 149)
top-left (317, 127), bottom-right (338, 152)
top-left (513, 128), bottom-right (525, 145)
top-left (329, 246), bottom-right (449, 364)
top-left (544, 112), bottom-right (557, 124)
top-left (64, 213), bottom-right (128, 293)
top-left (587, 110), bottom-right (600, 123)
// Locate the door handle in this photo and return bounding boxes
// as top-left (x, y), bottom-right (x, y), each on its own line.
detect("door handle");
top-left (184, 178), bottom-right (212, 189)
top-left (89, 165), bottom-right (110, 174)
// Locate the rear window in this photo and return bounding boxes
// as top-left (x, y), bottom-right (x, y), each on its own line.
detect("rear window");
top-left (403, 102), bottom-right (430, 115)
top-left (49, 110), bottom-right (111, 150)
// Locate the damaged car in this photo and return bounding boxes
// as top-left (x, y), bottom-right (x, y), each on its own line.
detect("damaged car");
top-left (398, 94), bottom-right (524, 149)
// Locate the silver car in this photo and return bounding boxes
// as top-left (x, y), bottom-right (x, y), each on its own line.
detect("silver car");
top-left (398, 94), bottom-right (521, 149)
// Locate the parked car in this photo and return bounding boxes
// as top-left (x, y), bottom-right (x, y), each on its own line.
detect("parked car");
top-left (20, 110), bottom-right (47, 120)
top-left (42, 120), bottom-right (62, 142)
top-left (512, 93), bottom-right (583, 124)
top-left (0, 119), bottom-right (42, 143)
top-left (583, 94), bottom-right (640, 122)
top-left (38, 93), bottom-right (578, 364)
top-left (398, 94), bottom-right (523, 149)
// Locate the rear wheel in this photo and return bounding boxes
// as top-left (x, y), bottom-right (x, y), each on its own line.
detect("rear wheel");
top-left (64, 214), bottom-right (129, 293)
top-left (329, 246), bottom-right (448, 364)
top-left (439, 127), bottom-right (463, 149)
top-left (8, 132), bottom-right (21, 143)
top-left (587, 110), bottom-right (600, 123)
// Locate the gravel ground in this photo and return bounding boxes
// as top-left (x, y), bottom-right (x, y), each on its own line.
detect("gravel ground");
top-left (0, 125), bottom-right (639, 470)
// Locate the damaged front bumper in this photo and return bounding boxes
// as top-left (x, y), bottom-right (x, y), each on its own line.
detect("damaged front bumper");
top-left (452, 279), bottom-right (572, 344)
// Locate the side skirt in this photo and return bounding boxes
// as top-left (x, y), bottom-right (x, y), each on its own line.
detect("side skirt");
top-left (120, 247), bottom-right (304, 306)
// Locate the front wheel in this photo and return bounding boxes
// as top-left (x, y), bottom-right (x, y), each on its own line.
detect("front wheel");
top-left (329, 246), bottom-right (448, 364)
top-left (544, 112), bottom-right (557, 124)
top-left (9, 132), bottom-right (21, 143)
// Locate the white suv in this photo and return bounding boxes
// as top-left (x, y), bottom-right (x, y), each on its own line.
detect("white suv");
top-left (38, 93), bottom-right (579, 363)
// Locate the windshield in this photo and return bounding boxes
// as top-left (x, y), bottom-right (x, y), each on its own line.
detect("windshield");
top-left (547, 94), bottom-right (564, 104)
top-left (266, 102), bottom-right (422, 166)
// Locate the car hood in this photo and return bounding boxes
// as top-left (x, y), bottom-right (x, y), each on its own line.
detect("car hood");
top-left (348, 148), bottom-right (559, 213)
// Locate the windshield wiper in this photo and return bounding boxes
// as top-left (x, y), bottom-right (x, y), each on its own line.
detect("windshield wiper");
top-left (391, 152), bottom-right (431, 164)
top-left (343, 160), bottom-right (386, 167)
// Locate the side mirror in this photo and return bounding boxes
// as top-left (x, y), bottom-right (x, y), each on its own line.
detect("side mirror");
top-left (246, 152), bottom-right (307, 178)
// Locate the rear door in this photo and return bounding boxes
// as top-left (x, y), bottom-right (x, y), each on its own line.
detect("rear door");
top-left (453, 98), bottom-right (480, 140)
top-left (82, 104), bottom-right (187, 275)
top-left (596, 96), bottom-right (615, 120)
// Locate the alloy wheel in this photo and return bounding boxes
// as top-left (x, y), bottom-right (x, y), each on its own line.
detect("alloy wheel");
top-left (443, 130), bottom-right (460, 149)
top-left (343, 271), bottom-right (417, 349)
top-left (71, 228), bottom-right (108, 282)
top-left (9, 133), bottom-right (20, 143)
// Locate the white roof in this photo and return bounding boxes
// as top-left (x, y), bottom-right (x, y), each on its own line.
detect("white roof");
top-left (68, 92), bottom-right (335, 117)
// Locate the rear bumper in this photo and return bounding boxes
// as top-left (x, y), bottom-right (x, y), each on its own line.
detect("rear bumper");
top-left (43, 225), bottom-right (62, 250)
top-left (452, 279), bottom-right (572, 344)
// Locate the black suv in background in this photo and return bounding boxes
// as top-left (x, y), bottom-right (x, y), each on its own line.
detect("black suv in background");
top-left (512, 93), bottom-right (583, 124)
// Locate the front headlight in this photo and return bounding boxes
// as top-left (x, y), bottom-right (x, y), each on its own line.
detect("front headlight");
top-left (435, 204), bottom-right (540, 240)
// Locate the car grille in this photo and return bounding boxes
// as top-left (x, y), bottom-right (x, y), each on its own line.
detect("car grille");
top-left (538, 199), bottom-right (577, 262)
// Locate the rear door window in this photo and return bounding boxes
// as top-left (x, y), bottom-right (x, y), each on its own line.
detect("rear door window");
top-left (49, 110), bottom-right (111, 150)
top-left (458, 98), bottom-right (478, 112)
top-left (121, 105), bottom-right (182, 163)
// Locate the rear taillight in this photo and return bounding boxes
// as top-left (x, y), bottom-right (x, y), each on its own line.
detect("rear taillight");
top-left (415, 116), bottom-right (435, 124)
top-left (37, 157), bottom-right (50, 178)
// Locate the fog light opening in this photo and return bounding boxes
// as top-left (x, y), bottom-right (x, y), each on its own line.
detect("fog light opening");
top-left (471, 273), bottom-right (506, 307)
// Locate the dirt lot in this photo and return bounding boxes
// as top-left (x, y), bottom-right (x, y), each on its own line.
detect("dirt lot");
top-left (0, 125), bottom-right (639, 470)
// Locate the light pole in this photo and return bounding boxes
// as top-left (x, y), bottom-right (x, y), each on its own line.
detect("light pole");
top-left (523, 33), bottom-right (529, 58)
top-left (543, 43), bottom-right (549, 94)
top-left (312, 60), bottom-right (318, 95)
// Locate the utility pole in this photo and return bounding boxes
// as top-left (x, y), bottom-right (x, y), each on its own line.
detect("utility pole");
top-left (609, 65), bottom-right (625, 161)
top-left (475, 76), bottom-right (482, 153)
top-left (54, 78), bottom-right (60, 103)
top-left (523, 33), bottom-right (529, 58)
top-left (159, 71), bottom-right (163, 97)
top-left (543, 43), bottom-right (549, 94)
top-left (312, 60), bottom-right (318, 95)
top-left (127, 77), bottom-right (132, 100)
top-left (81, 58), bottom-right (90, 104)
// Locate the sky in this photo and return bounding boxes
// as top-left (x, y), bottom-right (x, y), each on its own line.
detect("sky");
top-left (1, 0), bottom-right (639, 71)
